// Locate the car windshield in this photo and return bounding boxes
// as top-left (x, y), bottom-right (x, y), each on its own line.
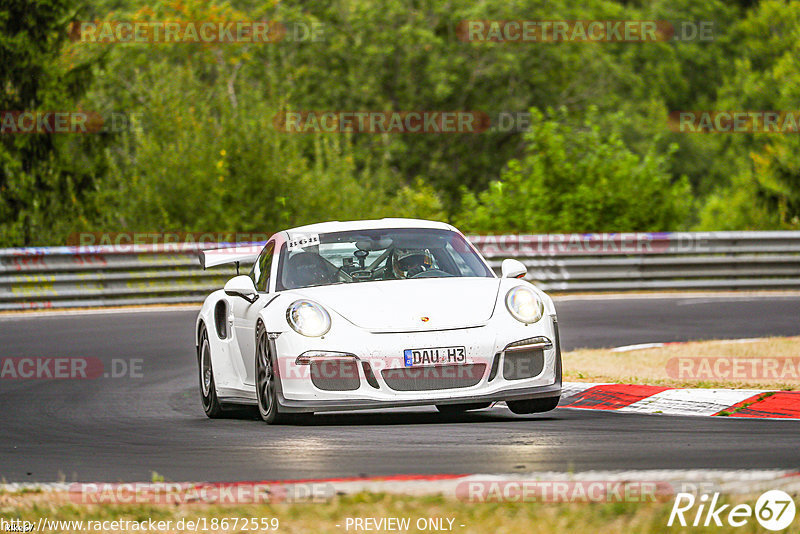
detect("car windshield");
top-left (276, 228), bottom-right (493, 290)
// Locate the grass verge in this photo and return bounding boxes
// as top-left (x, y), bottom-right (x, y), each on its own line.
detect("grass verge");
top-left (563, 336), bottom-right (800, 390)
top-left (0, 491), bottom-right (782, 534)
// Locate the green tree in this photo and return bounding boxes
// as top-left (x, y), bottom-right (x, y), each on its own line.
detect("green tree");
top-left (1, 0), bottom-right (784, 244)
top-left (78, 0), bottom-right (446, 235)
top-left (0, 0), bottom-right (105, 245)
top-left (697, 0), bottom-right (800, 229)
top-left (454, 108), bottom-right (691, 233)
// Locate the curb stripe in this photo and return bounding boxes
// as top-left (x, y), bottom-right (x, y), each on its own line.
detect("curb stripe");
top-left (713, 392), bottom-right (764, 416)
top-left (620, 388), bottom-right (765, 417)
top-left (726, 391), bottom-right (800, 419)
top-left (559, 382), bottom-right (609, 403)
top-left (561, 384), bottom-right (670, 410)
top-left (560, 382), bottom-right (797, 419)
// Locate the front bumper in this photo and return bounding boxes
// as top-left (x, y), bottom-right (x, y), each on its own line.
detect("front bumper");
top-left (278, 382), bottom-right (562, 413)
top-left (271, 314), bottom-right (563, 413)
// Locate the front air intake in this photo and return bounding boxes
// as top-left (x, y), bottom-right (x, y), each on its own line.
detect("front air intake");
top-left (310, 359), bottom-right (361, 391)
top-left (381, 364), bottom-right (486, 391)
top-left (502, 349), bottom-right (545, 380)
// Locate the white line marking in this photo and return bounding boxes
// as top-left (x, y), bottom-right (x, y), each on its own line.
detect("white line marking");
top-left (0, 305), bottom-right (200, 320)
top-left (610, 343), bottom-right (666, 352)
top-left (619, 388), bottom-right (767, 416)
top-left (610, 337), bottom-right (774, 352)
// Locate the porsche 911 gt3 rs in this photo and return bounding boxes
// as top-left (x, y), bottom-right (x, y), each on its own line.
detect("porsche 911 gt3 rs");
top-left (195, 218), bottom-right (561, 423)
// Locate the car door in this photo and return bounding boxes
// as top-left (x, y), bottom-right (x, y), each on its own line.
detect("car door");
top-left (230, 241), bottom-right (274, 386)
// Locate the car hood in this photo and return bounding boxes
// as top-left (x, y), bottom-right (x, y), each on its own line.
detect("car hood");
top-left (293, 277), bottom-right (502, 332)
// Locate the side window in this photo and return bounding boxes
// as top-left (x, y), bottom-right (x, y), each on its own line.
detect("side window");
top-left (444, 242), bottom-right (470, 275)
top-left (252, 242), bottom-right (274, 292)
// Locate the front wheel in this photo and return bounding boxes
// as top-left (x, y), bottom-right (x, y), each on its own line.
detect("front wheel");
top-left (255, 321), bottom-right (285, 424)
top-left (507, 396), bottom-right (560, 414)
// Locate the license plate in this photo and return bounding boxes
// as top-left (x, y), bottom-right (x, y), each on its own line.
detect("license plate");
top-left (404, 346), bottom-right (466, 367)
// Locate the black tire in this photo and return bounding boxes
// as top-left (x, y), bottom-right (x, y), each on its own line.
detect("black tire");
top-left (435, 402), bottom-right (491, 413)
top-left (255, 321), bottom-right (286, 424)
top-left (507, 396), bottom-right (560, 414)
top-left (198, 324), bottom-right (224, 418)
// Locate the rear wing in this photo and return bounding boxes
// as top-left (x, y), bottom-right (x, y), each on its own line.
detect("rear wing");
top-left (199, 245), bottom-right (262, 270)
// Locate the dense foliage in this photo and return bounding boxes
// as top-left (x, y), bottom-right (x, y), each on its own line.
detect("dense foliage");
top-left (1, 0), bottom-right (797, 245)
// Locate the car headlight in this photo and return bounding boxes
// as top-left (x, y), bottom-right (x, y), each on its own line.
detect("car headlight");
top-left (286, 300), bottom-right (331, 337)
top-left (505, 286), bottom-right (544, 324)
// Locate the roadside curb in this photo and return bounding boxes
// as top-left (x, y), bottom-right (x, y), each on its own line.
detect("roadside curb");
top-left (560, 382), bottom-right (800, 419)
top-left (3, 470), bottom-right (799, 498)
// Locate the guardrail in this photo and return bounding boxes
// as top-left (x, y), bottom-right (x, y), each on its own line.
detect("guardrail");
top-left (1, 231), bottom-right (799, 310)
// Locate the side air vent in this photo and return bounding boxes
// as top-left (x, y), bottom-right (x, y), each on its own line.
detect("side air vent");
top-left (214, 300), bottom-right (228, 339)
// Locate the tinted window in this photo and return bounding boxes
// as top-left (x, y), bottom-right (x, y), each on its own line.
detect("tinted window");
top-left (252, 242), bottom-right (274, 292)
top-left (276, 228), bottom-right (493, 290)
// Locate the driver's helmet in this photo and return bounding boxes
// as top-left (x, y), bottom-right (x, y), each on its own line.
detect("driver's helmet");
top-left (392, 248), bottom-right (433, 279)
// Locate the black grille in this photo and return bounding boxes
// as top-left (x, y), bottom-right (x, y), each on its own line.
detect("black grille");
top-left (488, 353), bottom-right (501, 381)
top-left (503, 349), bottom-right (545, 380)
top-left (381, 364), bottom-right (486, 391)
top-left (361, 361), bottom-right (380, 389)
top-left (310, 359), bottom-right (360, 391)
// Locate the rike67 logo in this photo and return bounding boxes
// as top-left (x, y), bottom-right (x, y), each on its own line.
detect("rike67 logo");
top-left (668, 490), bottom-right (796, 530)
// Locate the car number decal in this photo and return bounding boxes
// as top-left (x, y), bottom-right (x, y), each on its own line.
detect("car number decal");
top-left (287, 233), bottom-right (320, 251)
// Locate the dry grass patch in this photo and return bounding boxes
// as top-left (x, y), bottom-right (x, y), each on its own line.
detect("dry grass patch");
top-left (563, 336), bottom-right (800, 390)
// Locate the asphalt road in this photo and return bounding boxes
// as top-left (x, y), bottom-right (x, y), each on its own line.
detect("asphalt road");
top-left (1, 294), bottom-right (799, 482)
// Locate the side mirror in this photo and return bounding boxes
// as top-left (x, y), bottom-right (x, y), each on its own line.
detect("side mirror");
top-left (224, 275), bottom-right (259, 303)
top-left (501, 258), bottom-right (527, 279)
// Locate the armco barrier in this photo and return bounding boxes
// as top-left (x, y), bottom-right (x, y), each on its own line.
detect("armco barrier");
top-left (1, 231), bottom-right (799, 310)
top-left (0, 243), bottom-right (246, 311)
top-left (473, 231), bottom-right (800, 292)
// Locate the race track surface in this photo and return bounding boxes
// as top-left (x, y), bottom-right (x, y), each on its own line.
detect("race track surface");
top-left (1, 295), bottom-right (799, 482)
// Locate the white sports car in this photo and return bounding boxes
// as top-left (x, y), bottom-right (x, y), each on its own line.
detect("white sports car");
top-left (195, 218), bottom-right (561, 423)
